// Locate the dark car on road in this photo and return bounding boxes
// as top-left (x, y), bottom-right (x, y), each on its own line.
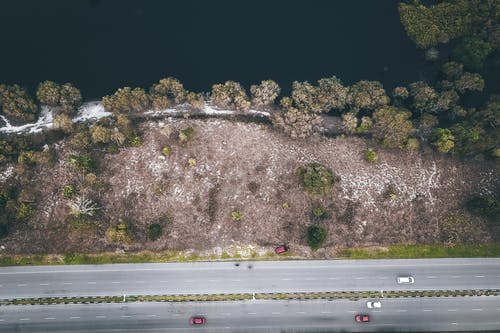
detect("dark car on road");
top-left (275, 244), bottom-right (289, 254)
top-left (355, 314), bottom-right (370, 323)
top-left (189, 316), bottom-right (206, 325)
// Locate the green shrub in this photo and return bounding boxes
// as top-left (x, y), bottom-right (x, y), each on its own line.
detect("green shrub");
top-left (297, 163), bottom-right (334, 196)
top-left (128, 133), bottom-right (143, 147)
top-left (16, 203), bottom-right (35, 222)
top-left (312, 206), bottom-right (327, 218)
top-left (147, 223), bottom-right (163, 241)
top-left (231, 210), bottom-right (243, 221)
top-left (161, 146), bottom-right (172, 156)
top-left (466, 196), bottom-right (499, 220)
top-left (307, 225), bottom-right (328, 251)
top-left (179, 127), bottom-right (194, 144)
top-left (62, 185), bottom-right (76, 199)
top-left (68, 154), bottom-right (96, 173)
top-left (363, 149), bottom-right (378, 162)
top-left (451, 37), bottom-right (493, 71)
top-left (405, 138), bottom-right (420, 151)
top-left (106, 220), bottom-right (134, 244)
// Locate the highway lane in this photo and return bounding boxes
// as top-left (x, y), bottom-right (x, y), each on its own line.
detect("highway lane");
top-left (1, 297), bottom-right (499, 332)
top-left (0, 258), bottom-right (499, 299)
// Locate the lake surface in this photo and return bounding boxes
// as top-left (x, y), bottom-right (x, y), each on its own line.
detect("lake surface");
top-left (1, 0), bottom-right (432, 99)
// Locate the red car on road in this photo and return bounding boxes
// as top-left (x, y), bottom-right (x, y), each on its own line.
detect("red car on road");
top-left (355, 314), bottom-right (370, 323)
top-left (189, 316), bottom-right (206, 325)
top-left (275, 244), bottom-right (289, 254)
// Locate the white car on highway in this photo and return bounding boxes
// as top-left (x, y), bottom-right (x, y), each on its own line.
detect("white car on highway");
top-left (366, 301), bottom-right (382, 309)
top-left (397, 276), bottom-right (415, 284)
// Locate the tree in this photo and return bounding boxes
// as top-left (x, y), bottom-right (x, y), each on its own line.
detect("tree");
top-left (59, 83), bottom-right (82, 115)
top-left (452, 36), bottom-right (493, 71)
top-left (307, 225), bottom-right (328, 251)
top-left (211, 81), bottom-right (251, 111)
top-left (392, 86), bottom-right (409, 106)
top-left (36, 81), bottom-right (82, 115)
top-left (290, 81), bottom-right (323, 113)
top-left (348, 80), bottom-right (389, 113)
top-left (416, 113), bottom-right (438, 141)
top-left (372, 106), bottom-right (415, 149)
top-left (0, 84), bottom-right (38, 123)
top-left (398, 0), bottom-right (476, 49)
top-left (271, 106), bottom-right (323, 138)
top-left (186, 92), bottom-right (204, 110)
top-left (250, 80), bottom-right (280, 107)
top-left (90, 125), bottom-right (111, 144)
top-left (317, 76), bottom-right (349, 111)
top-left (53, 113), bottom-right (73, 134)
top-left (151, 77), bottom-right (186, 104)
top-left (454, 72), bottom-right (485, 94)
top-left (432, 128), bottom-right (455, 153)
top-left (147, 223), bottom-right (163, 241)
top-left (408, 81), bottom-right (439, 113)
top-left (296, 163), bottom-right (334, 196)
top-left (36, 81), bottom-right (60, 106)
top-left (340, 112), bottom-right (358, 134)
top-left (441, 61), bottom-right (464, 80)
top-left (102, 87), bottom-right (150, 113)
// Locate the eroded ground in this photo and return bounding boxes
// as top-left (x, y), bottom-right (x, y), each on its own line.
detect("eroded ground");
top-left (1, 118), bottom-right (498, 256)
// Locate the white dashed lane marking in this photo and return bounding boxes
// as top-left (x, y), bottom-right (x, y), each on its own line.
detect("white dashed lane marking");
top-left (19, 318), bottom-right (30, 321)
top-left (96, 315), bottom-right (106, 319)
top-left (44, 317), bottom-right (56, 320)
top-left (271, 312), bottom-right (281, 315)
top-left (147, 315), bottom-right (157, 317)
top-left (87, 282), bottom-right (97, 284)
top-left (423, 309), bottom-right (433, 312)
top-left (448, 309), bottom-right (458, 312)
top-left (397, 310), bottom-right (407, 312)
top-left (472, 308), bottom-right (483, 311)
top-left (17, 284), bottom-right (27, 287)
top-left (63, 282), bottom-right (73, 285)
top-left (474, 275), bottom-right (485, 278)
top-left (121, 315), bottom-right (131, 318)
top-left (296, 312), bottom-right (307, 314)
top-left (70, 316), bottom-right (80, 319)
top-left (39, 283), bottom-right (50, 286)
top-left (426, 276), bottom-right (437, 279)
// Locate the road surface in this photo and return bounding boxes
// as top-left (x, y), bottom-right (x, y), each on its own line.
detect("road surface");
top-left (0, 258), bottom-right (499, 299)
top-left (1, 297), bottom-right (499, 332)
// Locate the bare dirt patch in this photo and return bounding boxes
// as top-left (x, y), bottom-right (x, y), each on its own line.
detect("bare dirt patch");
top-left (1, 118), bottom-right (498, 256)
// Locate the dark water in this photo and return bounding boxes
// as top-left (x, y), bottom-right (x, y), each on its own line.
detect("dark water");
top-left (0, 0), bottom-right (431, 99)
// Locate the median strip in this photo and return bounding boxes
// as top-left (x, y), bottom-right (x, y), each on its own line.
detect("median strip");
top-left (0, 289), bottom-right (499, 306)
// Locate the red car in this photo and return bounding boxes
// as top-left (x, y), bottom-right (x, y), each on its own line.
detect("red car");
top-left (275, 244), bottom-right (289, 254)
top-left (189, 316), bottom-right (206, 325)
top-left (355, 314), bottom-right (370, 323)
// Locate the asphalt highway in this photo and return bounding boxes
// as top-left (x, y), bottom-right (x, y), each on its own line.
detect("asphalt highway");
top-left (1, 297), bottom-right (499, 332)
top-left (0, 258), bottom-right (499, 299)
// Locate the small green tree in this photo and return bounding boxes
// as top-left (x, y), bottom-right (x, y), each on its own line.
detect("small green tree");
top-left (297, 163), bottom-right (334, 196)
top-left (432, 128), bottom-right (455, 153)
top-left (307, 225), bottom-right (328, 251)
top-left (364, 149), bottom-right (378, 162)
top-left (147, 223), bottom-right (163, 241)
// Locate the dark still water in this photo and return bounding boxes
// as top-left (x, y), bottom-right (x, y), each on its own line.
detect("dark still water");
top-left (0, 0), bottom-right (430, 99)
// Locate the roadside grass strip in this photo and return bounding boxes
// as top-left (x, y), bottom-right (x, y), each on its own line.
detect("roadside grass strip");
top-left (1, 289), bottom-right (499, 306)
top-left (1, 243), bottom-right (499, 267)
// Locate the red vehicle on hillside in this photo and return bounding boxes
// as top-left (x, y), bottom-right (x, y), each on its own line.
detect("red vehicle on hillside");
top-left (275, 244), bottom-right (289, 254)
